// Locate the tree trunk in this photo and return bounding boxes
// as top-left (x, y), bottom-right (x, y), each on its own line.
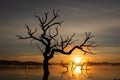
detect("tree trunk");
top-left (43, 58), bottom-right (50, 80)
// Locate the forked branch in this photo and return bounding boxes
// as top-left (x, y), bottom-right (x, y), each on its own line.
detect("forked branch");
top-left (48, 32), bottom-right (95, 59)
top-left (17, 9), bottom-right (96, 61)
top-left (16, 24), bottom-right (46, 45)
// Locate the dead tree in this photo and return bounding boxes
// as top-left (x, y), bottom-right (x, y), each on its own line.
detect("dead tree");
top-left (17, 10), bottom-right (95, 75)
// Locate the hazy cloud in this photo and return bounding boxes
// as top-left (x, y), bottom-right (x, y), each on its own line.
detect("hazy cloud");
top-left (0, 0), bottom-right (120, 56)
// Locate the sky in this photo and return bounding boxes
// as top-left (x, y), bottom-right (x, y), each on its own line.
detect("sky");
top-left (0, 0), bottom-right (120, 62)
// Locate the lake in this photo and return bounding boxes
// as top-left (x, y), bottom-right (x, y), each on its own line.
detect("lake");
top-left (0, 65), bottom-right (120, 80)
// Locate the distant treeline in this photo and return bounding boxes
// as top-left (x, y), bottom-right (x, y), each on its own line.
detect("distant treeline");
top-left (0, 60), bottom-right (42, 65)
top-left (0, 60), bottom-right (43, 69)
top-left (0, 60), bottom-right (120, 66)
top-left (87, 62), bottom-right (120, 66)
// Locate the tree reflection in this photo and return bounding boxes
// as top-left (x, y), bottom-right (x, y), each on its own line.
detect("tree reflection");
top-left (61, 61), bottom-right (93, 80)
top-left (61, 67), bottom-right (93, 80)
top-left (43, 64), bottom-right (50, 80)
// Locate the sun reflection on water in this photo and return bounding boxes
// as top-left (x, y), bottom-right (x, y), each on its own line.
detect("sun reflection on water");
top-left (61, 55), bottom-right (93, 80)
top-left (74, 66), bottom-right (82, 74)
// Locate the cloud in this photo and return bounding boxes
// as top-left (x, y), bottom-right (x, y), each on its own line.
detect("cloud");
top-left (0, 0), bottom-right (120, 56)
top-left (95, 26), bottom-right (120, 47)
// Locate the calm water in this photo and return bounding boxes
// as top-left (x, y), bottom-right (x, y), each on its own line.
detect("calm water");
top-left (0, 65), bottom-right (120, 80)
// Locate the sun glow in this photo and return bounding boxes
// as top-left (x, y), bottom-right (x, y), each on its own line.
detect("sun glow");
top-left (74, 57), bottom-right (82, 64)
top-left (74, 58), bottom-right (81, 64)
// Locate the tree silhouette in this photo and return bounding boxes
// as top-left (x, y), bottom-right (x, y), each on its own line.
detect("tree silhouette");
top-left (17, 9), bottom-right (95, 80)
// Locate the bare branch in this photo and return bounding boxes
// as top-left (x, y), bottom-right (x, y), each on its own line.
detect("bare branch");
top-left (77, 32), bottom-right (95, 54)
top-left (44, 9), bottom-right (61, 29)
top-left (16, 35), bottom-right (31, 39)
top-left (31, 28), bottom-right (37, 34)
top-left (48, 26), bottom-right (59, 40)
top-left (81, 49), bottom-right (93, 55)
top-left (17, 24), bottom-right (47, 46)
top-left (25, 24), bottom-right (31, 34)
top-left (34, 15), bottom-right (45, 31)
top-left (44, 12), bottom-right (49, 24)
top-left (34, 15), bottom-right (43, 24)
top-left (53, 26), bottom-right (59, 37)
top-left (80, 32), bottom-right (93, 47)
top-left (67, 33), bottom-right (75, 44)
top-left (63, 33), bottom-right (76, 49)
top-left (50, 38), bottom-right (60, 49)
top-left (53, 9), bottom-right (59, 18)
top-left (45, 21), bottom-right (64, 31)
top-left (17, 10), bottom-right (96, 62)
top-left (25, 24), bottom-right (37, 35)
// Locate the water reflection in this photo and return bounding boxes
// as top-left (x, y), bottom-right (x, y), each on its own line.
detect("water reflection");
top-left (74, 66), bottom-right (82, 74)
top-left (0, 66), bottom-right (43, 80)
top-left (0, 65), bottom-right (120, 80)
top-left (61, 65), bottom-right (93, 80)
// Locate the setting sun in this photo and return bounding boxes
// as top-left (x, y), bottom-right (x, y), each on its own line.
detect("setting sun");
top-left (74, 58), bottom-right (82, 64)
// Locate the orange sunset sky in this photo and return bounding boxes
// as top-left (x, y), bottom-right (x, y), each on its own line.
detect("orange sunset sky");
top-left (0, 0), bottom-right (120, 63)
